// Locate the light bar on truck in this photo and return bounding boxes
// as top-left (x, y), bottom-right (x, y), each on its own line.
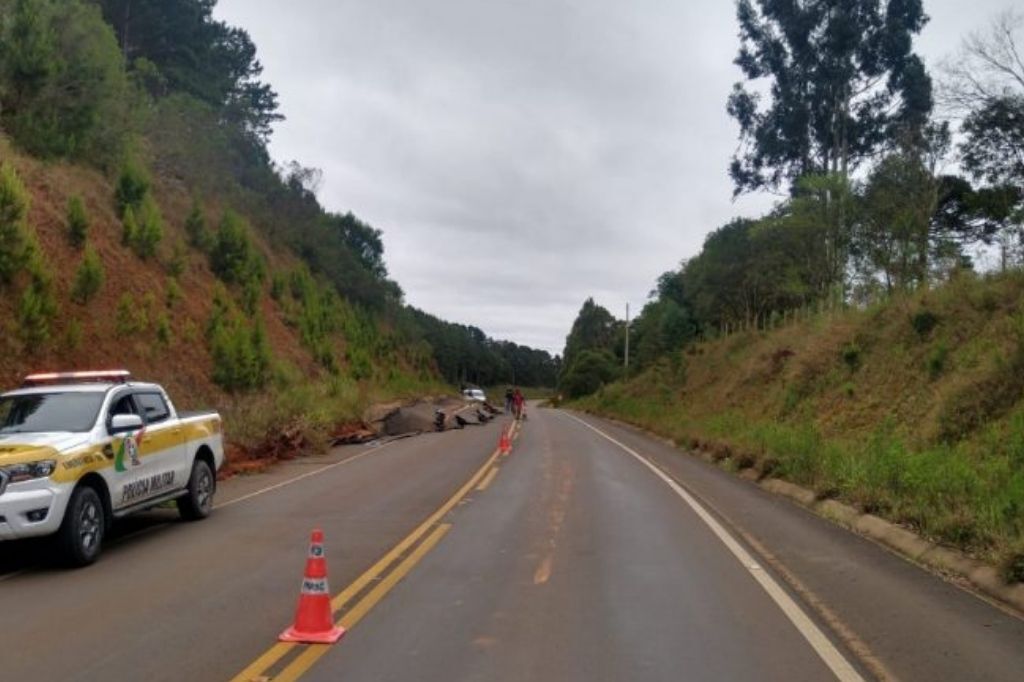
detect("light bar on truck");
top-left (22, 370), bottom-right (132, 387)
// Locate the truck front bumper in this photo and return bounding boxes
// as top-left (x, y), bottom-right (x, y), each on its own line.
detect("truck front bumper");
top-left (0, 479), bottom-right (68, 540)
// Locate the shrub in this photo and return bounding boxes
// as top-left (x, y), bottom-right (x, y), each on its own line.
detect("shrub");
top-left (17, 256), bottom-right (57, 348)
top-left (70, 247), bottom-right (104, 304)
top-left (166, 277), bottom-right (182, 308)
top-left (132, 195), bottom-right (163, 259)
top-left (560, 349), bottom-right (620, 399)
top-left (841, 342), bottom-right (861, 371)
top-left (911, 309), bottom-right (939, 338)
top-left (155, 313), bottom-right (171, 346)
top-left (121, 206), bottom-right (138, 246)
top-left (927, 342), bottom-right (949, 380)
top-left (114, 160), bottom-right (150, 217)
top-left (63, 319), bottom-right (83, 351)
top-left (166, 238), bottom-right (187, 276)
top-left (115, 293), bottom-right (145, 336)
top-left (209, 314), bottom-right (273, 392)
top-left (270, 272), bottom-right (287, 301)
top-left (0, 163), bottom-right (31, 285)
top-left (1002, 547), bottom-right (1024, 584)
top-left (209, 210), bottom-right (260, 284)
top-left (66, 195), bottom-right (89, 248)
top-left (184, 200), bottom-right (212, 251)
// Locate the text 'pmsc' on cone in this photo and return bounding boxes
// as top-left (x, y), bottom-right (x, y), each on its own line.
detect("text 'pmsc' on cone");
top-left (279, 529), bottom-right (346, 644)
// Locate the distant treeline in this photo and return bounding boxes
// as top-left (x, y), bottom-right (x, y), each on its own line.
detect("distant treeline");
top-left (0, 0), bottom-right (557, 387)
top-left (560, 2), bottom-right (1024, 398)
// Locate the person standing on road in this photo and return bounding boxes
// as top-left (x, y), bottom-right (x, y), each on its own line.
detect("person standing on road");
top-left (505, 387), bottom-right (514, 414)
top-left (513, 388), bottom-right (525, 420)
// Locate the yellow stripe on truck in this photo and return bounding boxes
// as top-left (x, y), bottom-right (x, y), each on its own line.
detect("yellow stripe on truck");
top-left (0, 445), bottom-right (61, 468)
top-left (48, 417), bottom-right (220, 484)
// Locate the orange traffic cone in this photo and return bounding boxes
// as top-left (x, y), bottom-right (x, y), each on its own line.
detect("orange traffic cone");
top-left (279, 529), bottom-right (346, 644)
top-left (499, 425), bottom-right (512, 455)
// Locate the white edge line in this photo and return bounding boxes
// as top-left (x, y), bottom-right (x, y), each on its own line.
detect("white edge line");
top-left (214, 443), bottom-right (392, 510)
top-left (563, 411), bottom-right (865, 682)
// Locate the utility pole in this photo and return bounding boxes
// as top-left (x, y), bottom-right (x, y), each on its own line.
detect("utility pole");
top-left (624, 302), bottom-right (630, 378)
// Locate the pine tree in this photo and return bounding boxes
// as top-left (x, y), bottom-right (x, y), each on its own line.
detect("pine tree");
top-left (0, 163), bottom-right (31, 285)
top-left (67, 195), bottom-right (89, 248)
top-left (71, 246), bottom-right (105, 304)
top-left (122, 205), bottom-right (138, 246)
top-left (184, 199), bottom-right (211, 251)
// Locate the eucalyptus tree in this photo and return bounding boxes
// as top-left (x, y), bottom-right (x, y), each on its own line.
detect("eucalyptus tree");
top-left (727, 0), bottom-right (934, 194)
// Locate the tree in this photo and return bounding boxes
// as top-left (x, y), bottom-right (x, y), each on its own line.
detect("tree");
top-left (66, 195), bottom-right (89, 248)
top-left (114, 159), bottom-right (150, 217)
top-left (71, 246), bottom-right (105, 304)
top-left (95, 0), bottom-right (283, 142)
top-left (132, 195), bottom-right (163, 259)
top-left (0, 163), bottom-right (32, 286)
top-left (560, 349), bottom-right (620, 399)
top-left (0, 0), bottom-right (128, 163)
top-left (942, 12), bottom-right (1024, 267)
top-left (209, 209), bottom-right (260, 285)
top-left (728, 0), bottom-right (933, 194)
top-left (940, 10), bottom-right (1024, 113)
top-left (562, 298), bottom-right (620, 374)
top-left (18, 250), bottom-right (58, 347)
top-left (184, 198), bottom-right (211, 250)
top-left (856, 152), bottom-right (938, 291)
top-left (961, 96), bottom-right (1024, 188)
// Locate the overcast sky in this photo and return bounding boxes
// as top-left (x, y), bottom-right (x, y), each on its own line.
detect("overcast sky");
top-left (215, 0), bottom-right (1012, 356)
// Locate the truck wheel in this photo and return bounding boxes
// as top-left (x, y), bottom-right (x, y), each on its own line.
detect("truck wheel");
top-left (57, 485), bottom-right (105, 567)
top-left (177, 459), bottom-right (214, 521)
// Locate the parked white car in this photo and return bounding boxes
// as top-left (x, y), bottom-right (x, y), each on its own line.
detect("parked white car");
top-left (462, 388), bottom-right (487, 402)
top-left (0, 370), bottom-right (224, 566)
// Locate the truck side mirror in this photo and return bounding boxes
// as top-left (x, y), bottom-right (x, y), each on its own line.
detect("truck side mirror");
top-left (109, 413), bottom-right (144, 434)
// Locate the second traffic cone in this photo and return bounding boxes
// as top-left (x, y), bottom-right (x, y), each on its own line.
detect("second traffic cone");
top-left (279, 529), bottom-right (346, 644)
top-left (499, 425), bottom-right (512, 455)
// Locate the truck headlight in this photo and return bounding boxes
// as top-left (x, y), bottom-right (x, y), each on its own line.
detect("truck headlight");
top-left (1, 460), bottom-right (57, 484)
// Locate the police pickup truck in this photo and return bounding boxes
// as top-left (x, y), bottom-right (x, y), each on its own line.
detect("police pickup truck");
top-left (0, 370), bottom-right (224, 566)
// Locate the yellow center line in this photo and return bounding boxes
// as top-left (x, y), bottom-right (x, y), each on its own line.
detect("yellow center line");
top-left (229, 424), bottom-right (517, 682)
top-left (273, 524), bottom-right (452, 682)
top-left (476, 467), bottom-right (499, 491)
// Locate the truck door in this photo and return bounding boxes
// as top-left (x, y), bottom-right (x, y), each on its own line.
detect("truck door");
top-left (106, 391), bottom-right (145, 510)
top-left (134, 391), bottom-right (188, 498)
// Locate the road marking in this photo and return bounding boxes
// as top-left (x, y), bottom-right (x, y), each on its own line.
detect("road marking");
top-left (216, 444), bottom-right (392, 511)
top-left (533, 555), bottom-right (553, 585)
top-left (564, 412), bottom-right (865, 682)
top-left (476, 467), bottom-right (499, 491)
top-left (230, 423), bottom-right (518, 682)
top-left (274, 524), bottom-right (452, 682)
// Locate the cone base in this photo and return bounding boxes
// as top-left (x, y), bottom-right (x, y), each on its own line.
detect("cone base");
top-left (279, 625), bottom-right (346, 644)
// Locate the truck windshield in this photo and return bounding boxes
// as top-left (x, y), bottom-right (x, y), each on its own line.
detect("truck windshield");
top-left (0, 393), bottom-right (105, 434)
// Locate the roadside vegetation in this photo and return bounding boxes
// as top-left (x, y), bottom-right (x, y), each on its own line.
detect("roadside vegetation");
top-left (565, 5), bottom-right (1024, 581)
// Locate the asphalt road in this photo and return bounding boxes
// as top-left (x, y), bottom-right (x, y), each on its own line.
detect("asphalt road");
top-left (1, 406), bottom-right (1023, 681)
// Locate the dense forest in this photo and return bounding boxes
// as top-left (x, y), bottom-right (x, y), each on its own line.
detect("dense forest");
top-left (0, 0), bottom-right (558, 392)
top-left (561, 2), bottom-right (1023, 398)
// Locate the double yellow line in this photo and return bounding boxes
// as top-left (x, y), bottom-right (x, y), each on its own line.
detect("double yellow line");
top-left (230, 421), bottom-right (518, 682)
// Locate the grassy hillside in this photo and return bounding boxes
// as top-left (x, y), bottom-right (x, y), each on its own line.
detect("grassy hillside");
top-left (579, 271), bottom-right (1024, 581)
top-left (0, 135), bottom-right (447, 453)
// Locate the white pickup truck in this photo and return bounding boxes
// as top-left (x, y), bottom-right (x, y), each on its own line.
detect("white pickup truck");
top-left (0, 370), bottom-right (224, 566)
